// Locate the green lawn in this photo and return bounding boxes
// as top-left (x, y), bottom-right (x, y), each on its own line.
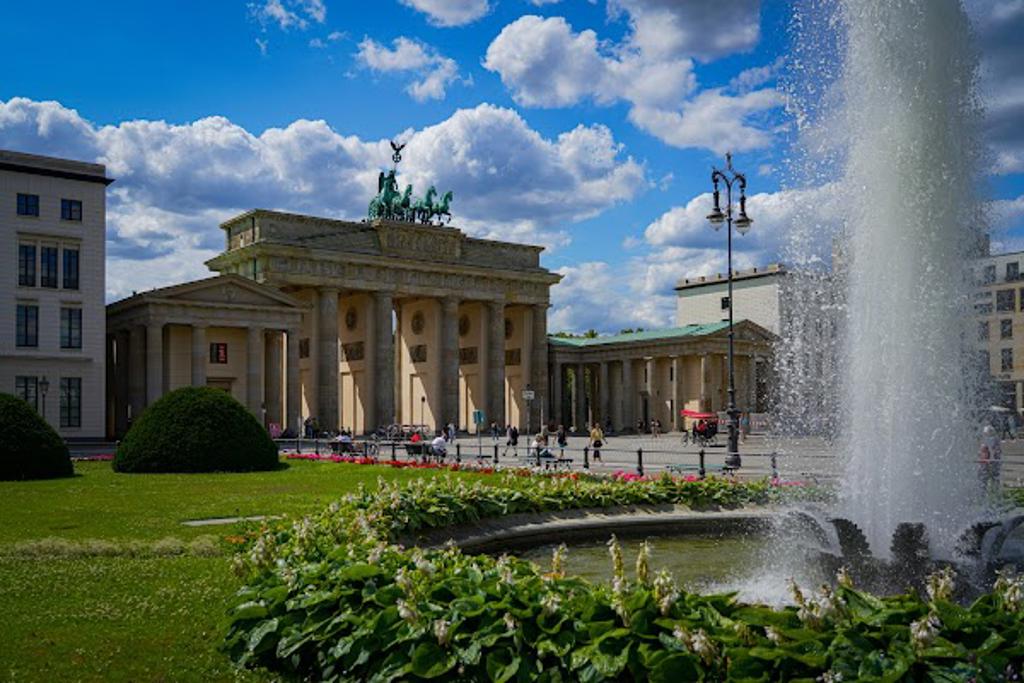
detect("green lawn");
top-left (0, 459), bottom-right (462, 682)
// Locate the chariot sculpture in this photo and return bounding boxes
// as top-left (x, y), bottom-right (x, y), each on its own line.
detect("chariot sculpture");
top-left (367, 141), bottom-right (454, 225)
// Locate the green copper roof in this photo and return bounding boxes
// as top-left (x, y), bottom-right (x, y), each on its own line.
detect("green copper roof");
top-left (548, 321), bottom-right (733, 347)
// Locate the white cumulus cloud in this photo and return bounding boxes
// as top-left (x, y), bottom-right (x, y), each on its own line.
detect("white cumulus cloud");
top-left (0, 97), bottom-right (646, 302)
top-left (399, 0), bottom-right (490, 26)
top-left (483, 3), bottom-right (782, 153)
top-left (356, 37), bottom-right (464, 101)
top-left (249, 0), bottom-right (326, 30)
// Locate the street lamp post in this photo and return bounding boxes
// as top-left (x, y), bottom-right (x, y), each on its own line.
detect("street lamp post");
top-left (706, 152), bottom-right (753, 470)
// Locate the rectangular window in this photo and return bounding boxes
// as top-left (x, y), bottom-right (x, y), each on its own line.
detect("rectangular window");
top-left (60, 308), bottom-right (82, 349)
top-left (17, 193), bottom-right (39, 216)
top-left (997, 289), bottom-right (1016, 312)
top-left (60, 199), bottom-right (82, 221)
top-left (209, 342), bottom-right (228, 364)
top-left (18, 244), bottom-right (36, 286)
top-left (59, 377), bottom-right (81, 428)
top-left (721, 296), bottom-right (731, 310)
top-left (980, 321), bottom-right (990, 341)
top-left (40, 246), bottom-right (58, 288)
top-left (976, 303), bottom-right (994, 315)
top-left (984, 265), bottom-right (997, 284)
top-left (16, 304), bottom-right (38, 347)
top-left (15, 376), bottom-right (38, 412)
top-left (1003, 348), bottom-right (1014, 372)
top-left (62, 249), bottom-right (79, 290)
top-left (1009, 263), bottom-right (1020, 281)
top-left (298, 338), bottom-right (310, 359)
top-left (1001, 319), bottom-right (1013, 340)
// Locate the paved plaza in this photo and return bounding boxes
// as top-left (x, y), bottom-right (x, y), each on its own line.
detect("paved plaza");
top-left (443, 431), bottom-right (1024, 487)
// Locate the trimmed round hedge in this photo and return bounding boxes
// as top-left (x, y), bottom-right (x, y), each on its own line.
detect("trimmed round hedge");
top-left (114, 386), bottom-right (279, 473)
top-left (0, 392), bottom-right (73, 480)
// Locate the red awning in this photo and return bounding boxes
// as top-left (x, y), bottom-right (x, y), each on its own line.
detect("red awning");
top-left (681, 410), bottom-right (717, 419)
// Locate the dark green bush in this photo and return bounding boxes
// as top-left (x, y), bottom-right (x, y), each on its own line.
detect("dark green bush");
top-left (114, 387), bottom-right (278, 473)
top-left (0, 392), bottom-right (72, 480)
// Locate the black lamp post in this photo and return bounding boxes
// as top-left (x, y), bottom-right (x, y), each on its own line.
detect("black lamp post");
top-left (706, 152), bottom-right (753, 469)
top-left (39, 376), bottom-right (50, 422)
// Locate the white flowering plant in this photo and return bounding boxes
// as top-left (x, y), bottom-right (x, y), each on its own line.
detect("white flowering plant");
top-left (224, 474), bottom-right (1024, 681)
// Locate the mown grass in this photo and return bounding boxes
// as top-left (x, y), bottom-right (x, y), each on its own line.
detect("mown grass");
top-left (0, 459), bottom-right (465, 543)
top-left (0, 459), bottom-right (464, 681)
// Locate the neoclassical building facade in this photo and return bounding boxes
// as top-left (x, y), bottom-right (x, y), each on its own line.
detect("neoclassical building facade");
top-left (107, 210), bottom-right (561, 437)
top-left (105, 209), bottom-right (778, 438)
top-left (549, 322), bottom-right (774, 432)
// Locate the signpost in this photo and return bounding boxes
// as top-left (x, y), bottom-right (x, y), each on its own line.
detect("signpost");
top-left (473, 409), bottom-right (485, 458)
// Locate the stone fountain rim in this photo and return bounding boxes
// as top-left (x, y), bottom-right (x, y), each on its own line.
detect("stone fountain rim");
top-left (403, 504), bottom-right (782, 554)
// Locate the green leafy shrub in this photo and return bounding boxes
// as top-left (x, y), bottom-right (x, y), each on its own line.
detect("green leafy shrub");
top-left (221, 474), bottom-right (1024, 681)
top-left (114, 386), bottom-right (278, 473)
top-left (0, 392), bottom-right (72, 480)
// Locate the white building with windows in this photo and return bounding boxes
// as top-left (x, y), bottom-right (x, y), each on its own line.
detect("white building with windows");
top-left (674, 264), bottom-right (787, 334)
top-left (0, 150), bottom-right (111, 439)
top-left (974, 250), bottom-right (1024, 411)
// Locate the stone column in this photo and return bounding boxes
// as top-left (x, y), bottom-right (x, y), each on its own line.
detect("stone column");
top-left (599, 361), bottom-right (609, 426)
top-left (264, 330), bottom-right (283, 427)
top-left (487, 300), bottom-right (506, 428)
top-left (530, 304), bottom-right (549, 429)
top-left (622, 359), bottom-right (635, 430)
top-left (699, 354), bottom-right (710, 411)
top-left (394, 301), bottom-right (403, 425)
top-left (743, 355), bottom-right (755, 412)
top-left (317, 287), bottom-right (340, 430)
top-left (145, 322), bottom-right (163, 406)
top-left (247, 326), bottom-right (264, 420)
top-left (440, 296), bottom-right (460, 429)
top-left (373, 291), bottom-right (395, 428)
top-left (574, 363), bottom-right (586, 431)
top-left (191, 324), bottom-right (207, 387)
top-left (551, 359), bottom-right (563, 426)
top-left (286, 328), bottom-right (301, 435)
top-left (115, 329), bottom-right (130, 435)
top-left (672, 356), bottom-right (684, 431)
top-left (646, 358), bottom-right (656, 425)
top-left (129, 326), bottom-right (146, 421)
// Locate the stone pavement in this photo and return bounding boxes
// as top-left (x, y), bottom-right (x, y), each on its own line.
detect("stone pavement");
top-left (456, 431), bottom-right (1024, 487)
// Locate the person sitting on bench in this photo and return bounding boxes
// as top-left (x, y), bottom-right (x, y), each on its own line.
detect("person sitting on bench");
top-left (430, 429), bottom-right (448, 462)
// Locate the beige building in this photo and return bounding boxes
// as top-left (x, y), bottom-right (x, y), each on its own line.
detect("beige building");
top-left (1, 150), bottom-right (112, 439)
top-left (675, 264), bottom-right (786, 334)
top-left (975, 250), bottom-right (1024, 410)
top-left (105, 275), bottom-right (306, 438)
top-left (549, 321), bottom-right (774, 432)
top-left (107, 210), bottom-right (561, 436)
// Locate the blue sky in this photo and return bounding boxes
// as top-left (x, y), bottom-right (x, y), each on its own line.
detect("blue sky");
top-left (2, 0), bottom-right (1022, 332)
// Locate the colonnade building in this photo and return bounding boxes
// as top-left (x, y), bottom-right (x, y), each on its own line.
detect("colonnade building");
top-left (106, 210), bottom-right (561, 437)
top-left (549, 322), bottom-right (773, 432)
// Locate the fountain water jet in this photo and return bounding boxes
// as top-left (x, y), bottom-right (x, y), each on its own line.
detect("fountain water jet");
top-left (781, 0), bottom-right (991, 560)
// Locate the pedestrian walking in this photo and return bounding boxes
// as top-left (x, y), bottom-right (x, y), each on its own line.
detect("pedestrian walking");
top-left (503, 424), bottom-right (519, 457)
top-left (589, 422), bottom-right (604, 462)
top-left (556, 424), bottom-right (568, 449)
top-left (490, 421), bottom-right (500, 442)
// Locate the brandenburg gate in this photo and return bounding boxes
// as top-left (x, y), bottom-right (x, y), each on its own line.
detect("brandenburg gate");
top-left (205, 209), bottom-right (562, 434)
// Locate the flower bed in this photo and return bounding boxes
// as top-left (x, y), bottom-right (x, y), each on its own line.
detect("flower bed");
top-left (224, 474), bottom-right (1023, 681)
